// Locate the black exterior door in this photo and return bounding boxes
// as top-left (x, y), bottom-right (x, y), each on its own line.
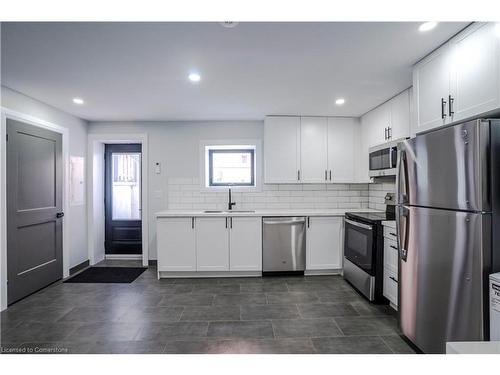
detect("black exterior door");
top-left (7, 119), bottom-right (63, 304)
top-left (105, 144), bottom-right (142, 255)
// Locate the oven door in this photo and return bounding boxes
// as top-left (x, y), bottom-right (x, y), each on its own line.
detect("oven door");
top-left (343, 218), bottom-right (376, 275)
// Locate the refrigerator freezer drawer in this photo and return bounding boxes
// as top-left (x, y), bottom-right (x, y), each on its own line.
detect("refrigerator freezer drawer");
top-left (398, 205), bottom-right (490, 353)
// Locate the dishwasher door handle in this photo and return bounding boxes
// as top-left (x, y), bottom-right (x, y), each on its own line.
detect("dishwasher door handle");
top-left (263, 219), bottom-right (306, 225)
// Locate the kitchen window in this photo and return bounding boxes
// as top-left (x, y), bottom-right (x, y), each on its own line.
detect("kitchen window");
top-left (204, 145), bottom-right (256, 188)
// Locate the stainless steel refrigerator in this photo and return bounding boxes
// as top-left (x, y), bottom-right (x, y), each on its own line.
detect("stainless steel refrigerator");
top-left (396, 118), bottom-right (500, 354)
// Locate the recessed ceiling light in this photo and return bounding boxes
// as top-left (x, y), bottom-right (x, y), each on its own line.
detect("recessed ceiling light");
top-left (188, 73), bottom-right (201, 83)
top-left (419, 22), bottom-right (438, 32)
top-left (335, 98), bottom-right (345, 106)
top-left (72, 97), bottom-right (84, 105)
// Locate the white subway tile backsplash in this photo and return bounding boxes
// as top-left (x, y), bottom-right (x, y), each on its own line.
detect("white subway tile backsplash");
top-left (166, 177), bottom-right (371, 210)
top-left (368, 180), bottom-right (396, 210)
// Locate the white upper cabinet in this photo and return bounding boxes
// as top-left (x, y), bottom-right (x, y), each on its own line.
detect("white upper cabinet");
top-left (195, 217), bottom-right (229, 271)
top-left (157, 217), bottom-right (196, 272)
top-left (389, 88), bottom-right (411, 140)
top-left (264, 116), bottom-right (301, 183)
top-left (450, 23), bottom-right (500, 122)
top-left (413, 47), bottom-right (451, 133)
top-left (306, 216), bottom-right (343, 271)
top-left (327, 117), bottom-right (355, 182)
top-left (264, 115), bottom-right (361, 183)
top-left (413, 22), bottom-right (500, 135)
top-left (300, 117), bottom-right (329, 183)
top-left (229, 217), bottom-right (262, 271)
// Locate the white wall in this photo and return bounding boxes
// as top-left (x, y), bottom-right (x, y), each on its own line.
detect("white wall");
top-left (1, 86), bottom-right (89, 268)
top-left (88, 120), bottom-right (370, 259)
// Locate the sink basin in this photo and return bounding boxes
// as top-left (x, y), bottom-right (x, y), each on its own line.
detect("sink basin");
top-left (202, 210), bottom-right (255, 214)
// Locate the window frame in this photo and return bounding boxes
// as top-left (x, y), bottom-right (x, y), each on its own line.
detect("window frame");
top-left (200, 139), bottom-right (261, 193)
top-left (207, 148), bottom-right (255, 187)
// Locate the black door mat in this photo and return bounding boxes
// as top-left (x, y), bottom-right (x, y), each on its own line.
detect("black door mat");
top-left (64, 267), bottom-right (147, 283)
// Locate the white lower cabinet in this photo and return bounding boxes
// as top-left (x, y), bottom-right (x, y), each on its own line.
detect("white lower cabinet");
top-left (196, 217), bottom-right (230, 271)
top-left (306, 216), bottom-right (343, 271)
top-left (383, 229), bottom-right (399, 309)
top-left (229, 217), bottom-right (262, 271)
top-left (157, 217), bottom-right (196, 271)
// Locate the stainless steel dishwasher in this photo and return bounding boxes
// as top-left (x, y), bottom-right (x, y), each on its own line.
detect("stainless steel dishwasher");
top-left (262, 217), bottom-right (306, 274)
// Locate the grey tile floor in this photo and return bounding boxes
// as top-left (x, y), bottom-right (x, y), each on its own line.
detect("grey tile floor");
top-left (0, 261), bottom-right (415, 354)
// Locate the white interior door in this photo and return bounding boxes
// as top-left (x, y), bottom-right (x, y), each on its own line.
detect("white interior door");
top-left (229, 217), bottom-right (262, 271)
top-left (327, 118), bottom-right (355, 182)
top-left (196, 217), bottom-right (229, 271)
top-left (264, 116), bottom-right (300, 183)
top-left (300, 117), bottom-right (328, 183)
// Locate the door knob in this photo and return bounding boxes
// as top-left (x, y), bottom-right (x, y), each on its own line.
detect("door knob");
top-left (56, 212), bottom-right (64, 218)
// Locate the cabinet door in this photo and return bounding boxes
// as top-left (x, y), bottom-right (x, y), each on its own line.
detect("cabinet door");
top-left (389, 89), bottom-right (410, 140)
top-left (327, 118), bottom-right (355, 182)
top-left (413, 46), bottom-right (451, 134)
top-left (450, 23), bottom-right (500, 122)
top-left (300, 117), bottom-right (328, 183)
top-left (229, 217), bottom-right (262, 271)
top-left (264, 116), bottom-right (301, 183)
top-left (157, 218), bottom-right (196, 271)
top-left (196, 217), bottom-right (229, 271)
top-left (365, 104), bottom-right (390, 147)
top-left (306, 216), bottom-right (342, 270)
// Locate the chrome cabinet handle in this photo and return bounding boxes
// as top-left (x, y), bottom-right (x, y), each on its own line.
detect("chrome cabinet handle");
top-left (297, 170), bottom-right (300, 181)
top-left (390, 245), bottom-right (398, 250)
top-left (325, 170), bottom-right (328, 181)
top-left (389, 276), bottom-right (399, 284)
top-left (225, 217), bottom-right (228, 228)
top-left (329, 170), bottom-right (332, 181)
top-left (448, 95), bottom-right (454, 116)
top-left (191, 217), bottom-right (195, 229)
top-left (441, 98), bottom-right (447, 119)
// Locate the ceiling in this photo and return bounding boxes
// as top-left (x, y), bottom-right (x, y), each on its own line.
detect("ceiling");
top-left (1, 22), bottom-right (468, 122)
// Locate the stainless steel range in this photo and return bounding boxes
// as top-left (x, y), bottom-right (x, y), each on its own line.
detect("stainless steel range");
top-left (343, 195), bottom-right (395, 303)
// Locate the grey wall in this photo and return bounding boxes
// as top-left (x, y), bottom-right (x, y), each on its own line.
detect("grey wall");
top-left (1, 86), bottom-right (89, 268)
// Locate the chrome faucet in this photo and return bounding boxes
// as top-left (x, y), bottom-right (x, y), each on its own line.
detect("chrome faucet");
top-left (228, 188), bottom-right (236, 210)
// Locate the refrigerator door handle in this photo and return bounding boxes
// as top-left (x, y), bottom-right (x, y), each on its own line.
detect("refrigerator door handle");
top-left (396, 147), bottom-right (409, 205)
top-left (397, 206), bottom-right (410, 262)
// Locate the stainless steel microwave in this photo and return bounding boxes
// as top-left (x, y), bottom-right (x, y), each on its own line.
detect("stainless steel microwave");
top-left (368, 139), bottom-right (406, 177)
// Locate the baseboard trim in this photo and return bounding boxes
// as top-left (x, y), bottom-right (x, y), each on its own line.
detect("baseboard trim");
top-left (105, 254), bottom-right (142, 260)
top-left (69, 260), bottom-right (90, 275)
top-left (158, 271), bottom-right (261, 279)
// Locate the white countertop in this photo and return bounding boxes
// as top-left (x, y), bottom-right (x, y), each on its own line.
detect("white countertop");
top-left (156, 208), bottom-right (383, 218)
top-left (446, 341), bottom-right (500, 354)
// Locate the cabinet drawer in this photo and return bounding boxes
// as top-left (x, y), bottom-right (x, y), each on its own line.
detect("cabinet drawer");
top-left (383, 238), bottom-right (399, 273)
top-left (383, 267), bottom-right (398, 308)
top-left (383, 225), bottom-right (398, 241)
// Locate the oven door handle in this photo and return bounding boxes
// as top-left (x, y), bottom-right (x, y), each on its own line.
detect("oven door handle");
top-left (344, 218), bottom-right (373, 231)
